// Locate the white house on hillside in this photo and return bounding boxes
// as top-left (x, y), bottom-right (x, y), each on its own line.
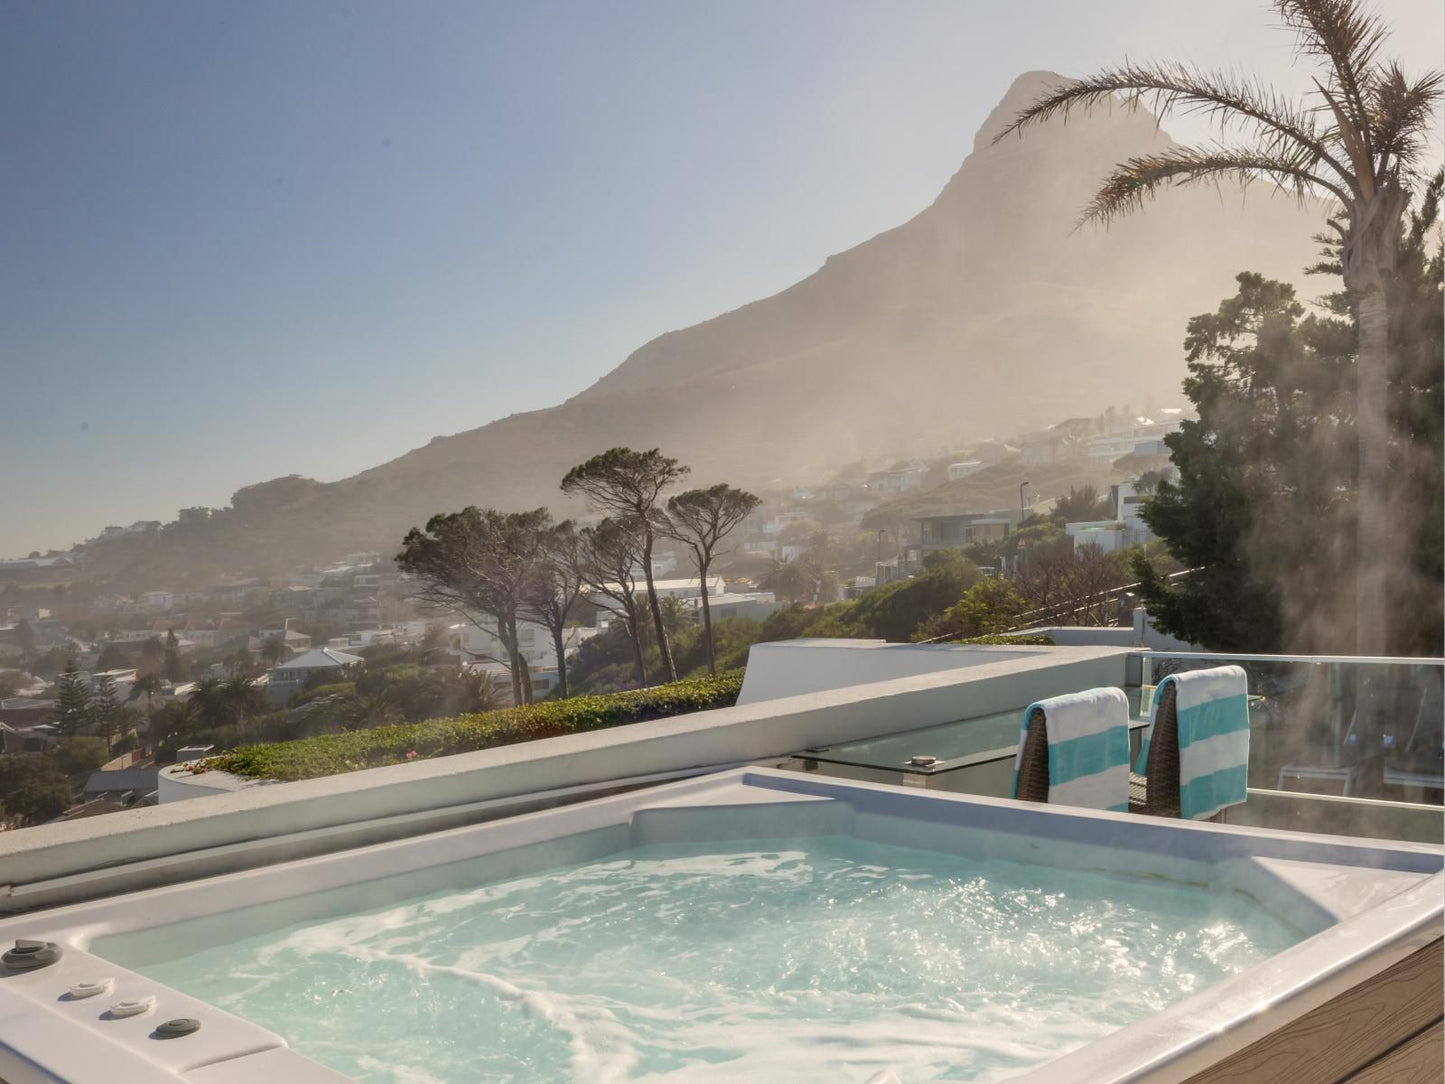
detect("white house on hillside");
top-left (265, 647), bottom-right (362, 706)
top-left (946, 460), bottom-right (985, 481)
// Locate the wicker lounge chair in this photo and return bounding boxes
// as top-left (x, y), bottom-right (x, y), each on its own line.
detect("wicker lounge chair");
top-left (1128, 682), bottom-right (1180, 817)
top-left (1015, 707), bottom-right (1050, 802)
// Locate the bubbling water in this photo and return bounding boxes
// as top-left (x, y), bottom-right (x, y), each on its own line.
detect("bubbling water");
top-left (132, 838), bottom-right (1304, 1082)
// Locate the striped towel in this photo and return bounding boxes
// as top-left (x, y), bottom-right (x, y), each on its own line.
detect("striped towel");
top-left (1143, 666), bottom-right (1250, 819)
top-left (1011, 687), bottom-right (1131, 812)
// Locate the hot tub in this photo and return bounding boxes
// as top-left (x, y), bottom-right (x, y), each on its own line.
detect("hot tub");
top-left (0, 768), bottom-right (1440, 1083)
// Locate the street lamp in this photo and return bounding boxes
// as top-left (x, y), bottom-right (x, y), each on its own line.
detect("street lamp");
top-left (1019, 481), bottom-right (1030, 517)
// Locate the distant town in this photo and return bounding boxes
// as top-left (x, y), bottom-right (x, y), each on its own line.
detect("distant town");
top-left (1, 402), bottom-right (1184, 827)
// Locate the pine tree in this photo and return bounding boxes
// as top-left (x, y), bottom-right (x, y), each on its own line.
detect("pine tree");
top-left (51, 661), bottom-right (94, 738)
top-left (92, 673), bottom-right (120, 750)
top-left (163, 629), bottom-right (184, 682)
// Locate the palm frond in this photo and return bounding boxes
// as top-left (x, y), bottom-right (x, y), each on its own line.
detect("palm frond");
top-left (1275, 0), bottom-right (1386, 149)
top-left (1080, 144), bottom-right (1349, 227)
top-left (992, 61), bottom-right (1355, 192)
top-left (1369, 65), bottom-right (1445, 182)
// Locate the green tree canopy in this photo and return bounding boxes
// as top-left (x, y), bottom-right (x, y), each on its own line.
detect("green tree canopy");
top-left (562, 448), bottom-right (690, 681)
top-left (397, 506), bottom-right (556, 705)
top-left (0, 754), bottom-right (72, 826)
top-left (1136, 176), bottom-right (1441, 655)
top-left (51, 660), bottom-right (92, 737)
top-left (164, 629), bottom-right (185, 681)
top-left (55, 736), bottom-right (109, 776)
top-left (999, 0), bottom-right (1443, 654)
top-left (661, 484), bottom-right (761, 674)
top-left (1053, 485), bottom-right (1112, 523)
top-left (574, 517), bottom-right (651, 688)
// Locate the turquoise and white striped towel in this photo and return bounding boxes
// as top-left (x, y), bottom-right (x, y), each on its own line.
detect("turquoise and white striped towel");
top-left (1011, 687), bottom-right (1131, 812)
top-left (1172, 666), bottom-right (1250, 819)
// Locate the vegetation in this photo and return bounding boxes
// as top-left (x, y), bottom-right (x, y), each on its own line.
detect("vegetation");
top-left (201, 671), bottom-right (743, 782)
top-left (862, 458), bottom-right (1114, 532)
top-left (51, 660), bottom-right (92, 737)
top-left (562, 448), bottom-right (691, 682)
top-left (931, 577), bottom-right (1029, 641)
top-left (1052, 485), bottom-right (1113, 523)
top-left (574, 517), bottom-right (652, 686)
top-left (1134, 175), bottom-right (1443, 655)
top-left (660, 484), bottom-right (761, 674)
top-left (0, 755), bottom-right (72, 827)
top-left (0, 669), bottom-right (25, 700)
top-left (397, 507), bottom-right (565, 705)
top-left (1000, 0), bottom-right (1443, 655)
top-left (90, 673), bottom-right (136, 750)
top-left (147, 643), bottom-right (508, 761)
top-left (54, 736), bottom-right (109, 777)
top-left (521, 520), bottom-right (585, 700)
top-left (948, 633), bottom-right (1055, 646)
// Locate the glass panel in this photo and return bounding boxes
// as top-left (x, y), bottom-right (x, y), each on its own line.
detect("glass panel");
top-left (1137, 654), bottom-right (1443, 806)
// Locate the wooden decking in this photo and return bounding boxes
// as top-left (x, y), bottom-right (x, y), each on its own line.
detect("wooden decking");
top-left (1181, 938), bottom-right (1443, 1084)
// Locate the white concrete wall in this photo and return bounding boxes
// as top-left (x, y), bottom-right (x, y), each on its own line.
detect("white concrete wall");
top-left (0, 647), bottom-right (1133, 908)
top-left (1133, 608), bottom-right (1198, 651)
top-left (1010, 620), bottom-right (1200, 652)
top-left (737, 639), bottom-right (1038, 704)
top-left (158, 764), bottom-right (267, 803)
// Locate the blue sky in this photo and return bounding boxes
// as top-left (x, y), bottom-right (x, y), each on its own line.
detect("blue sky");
top-left (1, 0), bottom-right (1440, 557)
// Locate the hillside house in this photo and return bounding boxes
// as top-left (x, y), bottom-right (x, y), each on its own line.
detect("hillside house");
top-left (946, 460), bottom-right (985, 481)
top-left (265, 648), bottom-right (362, 706)
top-left (256, 620), bottom-right (313, 658)
top-left (916, 508), bottom-right (1024, 556)
top-left (866, 460), bottom-right (930, 493)
top-left (1020, 433), bottom-right (1059, 467)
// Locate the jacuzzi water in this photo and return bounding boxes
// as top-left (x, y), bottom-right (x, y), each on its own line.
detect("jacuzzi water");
top-left (94, 835), bottom-right (1306, 1083)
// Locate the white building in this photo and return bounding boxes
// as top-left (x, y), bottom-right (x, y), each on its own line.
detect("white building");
top-left (1109, 481), bottom-right (1155, 534)
top-left (1065, 521), bottom-right (1128, 554)
top-left (946, 460), bottom-right (985, 481)
top-left (687, 592), bottom-right (782, 623)
top-left (327, 628), bottom-right (396, 651)
top-left (454, 622), bottom-right (600, 704)
top-left (265, 648), bottom-right (362, 706)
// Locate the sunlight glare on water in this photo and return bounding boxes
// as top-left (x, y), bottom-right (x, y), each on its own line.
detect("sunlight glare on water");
top-left (131, 837), bottom-right (1305, 1083)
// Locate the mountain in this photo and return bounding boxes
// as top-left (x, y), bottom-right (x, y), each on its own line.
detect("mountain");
top-left (82, 71), bottom-right (1324, 587)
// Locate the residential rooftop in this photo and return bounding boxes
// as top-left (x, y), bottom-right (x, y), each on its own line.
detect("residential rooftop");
top-left (0, 640), bottom-right (1439, 1082)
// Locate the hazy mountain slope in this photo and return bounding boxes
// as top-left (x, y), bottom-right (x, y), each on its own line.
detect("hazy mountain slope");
top-left (85, 71), bottom-right (1326, 585)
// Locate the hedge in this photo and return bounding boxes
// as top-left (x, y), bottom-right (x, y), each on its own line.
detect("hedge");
top-left (948, 633), bottom-right (1056, 646)
top-left (197, 670), bottom-right (744, 782)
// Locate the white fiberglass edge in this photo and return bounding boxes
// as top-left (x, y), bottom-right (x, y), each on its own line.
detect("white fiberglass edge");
top-left (0, 768), bottom-right (1439, 1084)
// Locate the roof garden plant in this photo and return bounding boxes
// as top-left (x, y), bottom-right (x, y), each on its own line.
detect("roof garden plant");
top-left (201, 670), bottom-right (743, 782)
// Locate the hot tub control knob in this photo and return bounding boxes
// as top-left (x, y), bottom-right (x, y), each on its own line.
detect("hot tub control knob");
top-left (155, 1018), bottom-right (201, 1039)
top-left (2, 939), bottom-right (62, 971)
top-left (68, 978), bottom-right (115, 999)
top-left (108, 996), bottom-right (157, 1018)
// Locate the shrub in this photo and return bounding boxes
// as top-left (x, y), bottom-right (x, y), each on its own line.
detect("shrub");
top-left (204, 670), bottom-right (744, 782)
top-left (949, 633), bottom-right (1055, 646)
top-left (55, 737), bottom-right (111, 776)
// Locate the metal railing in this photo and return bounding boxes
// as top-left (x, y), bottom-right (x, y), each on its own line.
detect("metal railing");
top-left (1004, 567), bottom-right (1196, 631)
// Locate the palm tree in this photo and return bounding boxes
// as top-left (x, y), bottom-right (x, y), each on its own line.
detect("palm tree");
top-left (128, 672), bottom-right (164, 731)
top-left (219, 675), bottom-right (264, 726)
top-left (996, 0), bottom-right (1441, 655)
top-left (189, 677), bottom-right (230, 729)
top-left (150, 700), bottom-right (199, 754)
